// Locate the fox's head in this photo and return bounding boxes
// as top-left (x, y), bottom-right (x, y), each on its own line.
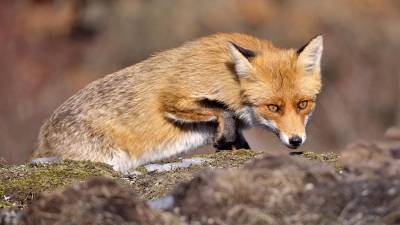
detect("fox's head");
top-left (230, 36), bottom-right (323, 149)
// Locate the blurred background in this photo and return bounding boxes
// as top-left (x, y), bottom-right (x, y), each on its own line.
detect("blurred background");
top-left (1, 0), bottom-right (399, 164)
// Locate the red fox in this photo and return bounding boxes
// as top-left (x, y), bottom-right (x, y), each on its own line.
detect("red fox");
top-left (33, 33), bottom-right (323, 173)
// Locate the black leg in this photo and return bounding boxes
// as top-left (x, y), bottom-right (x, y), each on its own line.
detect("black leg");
top-left (214, 111), bottom-right (250, 151)
top-left (214, 129), bottom-right (250, 151)
top-left (232, 130), bottom-right (250, 150)
top-left (214, 136), bottom-right (235, 151)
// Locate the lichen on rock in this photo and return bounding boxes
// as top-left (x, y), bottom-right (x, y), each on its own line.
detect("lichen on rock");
top-left (0, 160), bottom-right (122, 208)
top-left (0, 149), bottom-right (260, 209)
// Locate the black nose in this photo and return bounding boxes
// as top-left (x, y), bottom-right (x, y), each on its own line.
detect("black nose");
top-left (289, 136), bottom-right (302, 147)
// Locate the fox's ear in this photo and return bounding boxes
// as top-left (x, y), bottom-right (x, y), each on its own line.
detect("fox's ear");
top-left (297, 35), bottom-right (323, 74)
top-left (228, 42), bottom-right (256, 77)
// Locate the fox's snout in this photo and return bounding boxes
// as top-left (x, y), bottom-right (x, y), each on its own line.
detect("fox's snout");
top-left (258, 116), bottom-right (307, 149)
top-left (279, 133), bottom-right (306, 149)
top-left (254, 115), bottom-right (308, 149)
top-left (288, 135), bottom-right (303, 148)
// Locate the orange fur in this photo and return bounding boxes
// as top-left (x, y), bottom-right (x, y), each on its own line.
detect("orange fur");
top-left (34, 33), bottom-right (323, 172)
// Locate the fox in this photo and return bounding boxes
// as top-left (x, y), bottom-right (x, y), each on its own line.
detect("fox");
top-left (33, 33), bottom-right (323, 173)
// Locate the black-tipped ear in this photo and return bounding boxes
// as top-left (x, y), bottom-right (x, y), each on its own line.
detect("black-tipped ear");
top-left (228, 42), bottom-right (255, 77)
top-left (297, 35), bottom-right (323, 55)
top-left (297, 42), bottom-right (308, 55)
top-left (229, 42), bottom-right (256, 59)
top-left (297, 35), bottom-right (323, 74)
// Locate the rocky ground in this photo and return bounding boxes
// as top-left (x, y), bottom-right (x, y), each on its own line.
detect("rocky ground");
top-left (1, 129), bottom-right (400, 225)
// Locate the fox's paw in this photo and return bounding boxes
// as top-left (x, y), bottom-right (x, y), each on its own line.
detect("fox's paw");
top-left (214, 137), bottom-right (235, 151)
top-left (214, 136), bottom-right (250, 151)
top-left (234, 137), bottom-right (250, 150)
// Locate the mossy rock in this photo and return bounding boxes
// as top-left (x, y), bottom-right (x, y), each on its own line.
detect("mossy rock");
top-left (130, 149), bottom-right (260, 200)
top-left (0, 150), bottom-right (258, 209)
top-left (128, 150), bottom-right (341, 200)
top-left (301, 151), bottom-right (341, 171)
top-left (0, 149), bottom-right (340, 209)
top-left (0, 160), bottom-right (122, 208)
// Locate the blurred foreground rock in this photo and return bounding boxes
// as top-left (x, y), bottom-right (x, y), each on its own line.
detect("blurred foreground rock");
top-left (341, 139), bottom-right (400, 177)
top-left (385, 127), bottom-right (400, 140)
top-left (18, 177), bottom-right (179, 225)
top-left (174, 150), bottom-right (400, 225)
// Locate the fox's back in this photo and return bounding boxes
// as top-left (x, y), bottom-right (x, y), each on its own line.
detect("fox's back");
top-left (41, 33), bottom-right (273, 131)
top-left (35, 33), bottom-right (277, 172)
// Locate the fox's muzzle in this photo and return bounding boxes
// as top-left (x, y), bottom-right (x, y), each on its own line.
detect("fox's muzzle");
top-left (279, 132), bottom-right (306, 149)
top-left (288, 135), bottom-right (302, 148)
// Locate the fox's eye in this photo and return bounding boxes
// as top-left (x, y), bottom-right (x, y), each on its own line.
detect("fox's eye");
top-left (298, 100), bottom-right (308, 110)
top-left (267, 104), bottom-right (280, 113)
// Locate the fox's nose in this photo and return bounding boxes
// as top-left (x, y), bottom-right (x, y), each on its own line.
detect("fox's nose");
top-left (289, 135), bottom-right (302, 148)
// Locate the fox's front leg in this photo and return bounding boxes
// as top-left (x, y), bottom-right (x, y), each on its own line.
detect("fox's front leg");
top-left (214, 110), bottom-right (237, 151)
top-left (214, 111), bottom-right (250, 151)
top-left (232, 129), bottom-right (250, 150)
top-left (214, 130), bottom-right (250, 151)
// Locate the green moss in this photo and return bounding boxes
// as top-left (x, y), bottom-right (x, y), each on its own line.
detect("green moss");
top-left (0, 160), bottom-right (122, 209)
top-left (0, 158), bottom-right (7, 169)
top-left (195, 149), bottom-right (258, 168)
top-left (0, 201), bottom-right (12, 208)
top-left (302, 151), bottom-right (338, 161)
top-left (134, 166), bottom-right (148, 174)
top-left (301, 151), bottom-right (342, 171)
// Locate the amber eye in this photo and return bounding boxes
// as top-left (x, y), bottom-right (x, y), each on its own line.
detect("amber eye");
top-left (298, 100), bottom-right (308, 110)
top-left (267, 104), bottom-right (280, 113)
